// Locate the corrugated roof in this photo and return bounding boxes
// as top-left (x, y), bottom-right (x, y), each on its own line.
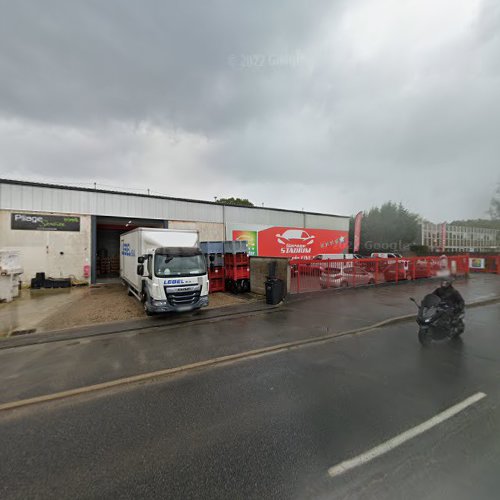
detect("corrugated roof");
top-left (0, 178), bottom-right (349, 219)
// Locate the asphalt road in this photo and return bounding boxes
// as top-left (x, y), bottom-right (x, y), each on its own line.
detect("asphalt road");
top-left (1, 302), bottom-right (500, 499)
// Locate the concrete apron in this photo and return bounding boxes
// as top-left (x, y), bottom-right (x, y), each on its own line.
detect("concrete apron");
top-left (0, 287), bottom-right (87, 337)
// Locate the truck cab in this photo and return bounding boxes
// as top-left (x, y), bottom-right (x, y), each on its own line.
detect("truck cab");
top-left (138, 247), bottom-right (209, 315)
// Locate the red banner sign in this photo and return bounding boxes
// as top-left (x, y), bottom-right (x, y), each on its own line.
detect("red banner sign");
top-left (353, 211), bottom-right (363, 253)
top-left (256, 226), bottom-right (348, 259)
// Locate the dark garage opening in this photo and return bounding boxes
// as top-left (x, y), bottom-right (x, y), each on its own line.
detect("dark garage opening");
top-left (94, 216), bottom-right (166, 283)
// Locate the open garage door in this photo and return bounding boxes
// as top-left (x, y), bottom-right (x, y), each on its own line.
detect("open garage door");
top-left (93, 216), bottom-right (166, 283)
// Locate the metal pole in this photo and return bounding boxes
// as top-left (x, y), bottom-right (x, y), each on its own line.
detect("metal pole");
top-left (90, 215), bottom-right (97, 285)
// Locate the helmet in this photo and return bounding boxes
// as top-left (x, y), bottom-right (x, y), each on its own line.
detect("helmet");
top-left (441, 277), bottom-right (454, 287)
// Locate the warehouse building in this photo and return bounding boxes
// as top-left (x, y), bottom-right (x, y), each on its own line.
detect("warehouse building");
top-left (0, 178), bottom-right (350, 285)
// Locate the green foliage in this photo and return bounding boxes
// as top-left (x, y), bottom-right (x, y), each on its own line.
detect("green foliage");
top-left (215, 197), bottom-right (254, 207)
top-left (449, 219), bottom-right (500, 230)
top-left (410, 245), bottom-right (430, 256)
top-left (489, 184), bottom-right (500, 219)
top-left (351, 202), bottom-right (420, 253)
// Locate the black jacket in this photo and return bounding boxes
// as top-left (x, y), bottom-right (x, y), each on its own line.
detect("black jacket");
top-left (432, 286), bottom-right (465, 311)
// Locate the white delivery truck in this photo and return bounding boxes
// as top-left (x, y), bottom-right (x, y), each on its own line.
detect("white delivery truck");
top-left (120, 228), bottom-right (209, 315)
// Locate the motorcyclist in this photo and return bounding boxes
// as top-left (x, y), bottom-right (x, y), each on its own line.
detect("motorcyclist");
top-left (432, 277), bottom-right (465, 324)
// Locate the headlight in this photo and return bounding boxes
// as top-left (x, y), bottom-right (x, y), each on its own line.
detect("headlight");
top-left (152, 300), bottom-right (167, 306)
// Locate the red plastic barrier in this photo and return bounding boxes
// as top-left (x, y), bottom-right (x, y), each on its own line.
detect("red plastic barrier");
top-left (289, 255), bottom-right (470, 294)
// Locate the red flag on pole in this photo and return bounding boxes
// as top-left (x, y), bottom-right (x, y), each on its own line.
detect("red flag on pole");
top-left (354, 211), bottom-right (363, 253)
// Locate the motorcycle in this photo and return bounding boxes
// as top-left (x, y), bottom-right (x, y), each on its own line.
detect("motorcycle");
top-left (410, 294), bottom-right (465, 346)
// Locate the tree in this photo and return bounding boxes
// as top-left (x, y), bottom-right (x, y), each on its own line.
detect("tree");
top-left (350, 202), bottom-right (420, 254)
top-left (215, 197), bottom-right (254, 207)
top-left (489, 183), bottom-right (500, 219)
top-left (449, 218), bottom-right (500, 230)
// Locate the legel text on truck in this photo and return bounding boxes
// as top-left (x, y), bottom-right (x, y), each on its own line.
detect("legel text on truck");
top-left (120, 228), bottom-right (209, 315)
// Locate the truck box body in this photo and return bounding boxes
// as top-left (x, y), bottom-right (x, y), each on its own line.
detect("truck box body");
top-left (120, 228), bottom-right (199, 292)
top-left (120, 228), bottom-right (208, 314)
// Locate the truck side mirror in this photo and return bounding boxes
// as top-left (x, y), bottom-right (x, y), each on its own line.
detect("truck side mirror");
top-left (137, 256), bottom-right (145, 264)
top-left (137, 264), bottom-right (144, 276)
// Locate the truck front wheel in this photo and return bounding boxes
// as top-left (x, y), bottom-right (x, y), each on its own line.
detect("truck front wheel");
top-left (142, 290), bottom-right (154, 316)
top-left (144, 301), bottom-right (154, 316)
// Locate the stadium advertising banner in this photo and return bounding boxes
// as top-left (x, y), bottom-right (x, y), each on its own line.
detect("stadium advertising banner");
top-left (227, 224), bottom-right (348, 259)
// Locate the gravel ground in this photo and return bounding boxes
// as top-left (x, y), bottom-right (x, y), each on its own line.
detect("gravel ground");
top-left (36, 284), bottom-right (260, 332)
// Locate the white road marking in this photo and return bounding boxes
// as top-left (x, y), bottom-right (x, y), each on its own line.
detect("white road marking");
top-left (328, 392), bottom-right (487, 478)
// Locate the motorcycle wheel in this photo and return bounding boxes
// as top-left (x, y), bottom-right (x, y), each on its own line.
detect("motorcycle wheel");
top-left (451, 321), bottom-right (465, 339)
top-left (418, 328), bottom-right (431, 346)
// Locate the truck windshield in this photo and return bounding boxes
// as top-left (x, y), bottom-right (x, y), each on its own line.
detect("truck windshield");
top-left (154, 254), bottom-right (206, 277)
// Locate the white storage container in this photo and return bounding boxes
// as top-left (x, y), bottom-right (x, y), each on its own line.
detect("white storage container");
top-left (0, 250), bottom-right (23, 302)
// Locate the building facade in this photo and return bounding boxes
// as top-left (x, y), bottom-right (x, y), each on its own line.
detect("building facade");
top-left (0, 179), bottom-right (350, 284)
top-left (421, 221), bottom-right (499, 253)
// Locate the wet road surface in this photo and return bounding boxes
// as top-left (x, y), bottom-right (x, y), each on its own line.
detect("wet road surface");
top-left (1, 301), bottom-right (500, 499)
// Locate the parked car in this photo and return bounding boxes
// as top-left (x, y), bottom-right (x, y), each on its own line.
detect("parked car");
top-left (320, 265), bottom-right (375, 288)
top-left (313, 253), bottom-right (361, 260)
top-left (383, 262), bottom-right (409, 282)
top-left (298, 261), bottom-right (324, 276)
top-left (370, 252), bottom-right (403, 259)
top-left (409, 259), bottom-right (440, 279)
top-left (371, 253), bottom-right (410, 272)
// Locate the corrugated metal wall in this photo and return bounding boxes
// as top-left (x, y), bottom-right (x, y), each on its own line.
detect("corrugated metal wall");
top-left (0, 182), bottom-right (223, 222)
top-left (224, 205), bottom-right (304, 227)
top-left (304, 213), bottom-right (350, 231)
top-left (0, 181), bottom-right (349, 230)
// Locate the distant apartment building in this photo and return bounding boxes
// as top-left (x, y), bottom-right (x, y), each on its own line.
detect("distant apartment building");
top-left (421, 221), bottom-right (499, 253)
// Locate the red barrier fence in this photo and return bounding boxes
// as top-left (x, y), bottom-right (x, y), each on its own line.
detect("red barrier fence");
top-left (289, 255), bottom-right (469, 294)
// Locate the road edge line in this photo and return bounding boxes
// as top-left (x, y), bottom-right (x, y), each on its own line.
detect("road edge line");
top-left (327, 392), bottom-right (487, 478)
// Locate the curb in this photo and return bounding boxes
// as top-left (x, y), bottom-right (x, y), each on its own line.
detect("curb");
top-left (1, 295), bottom-right (498, 413)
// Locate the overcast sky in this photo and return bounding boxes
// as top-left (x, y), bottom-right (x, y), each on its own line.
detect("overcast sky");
top-left (0, 0), bottom-right (499, 221)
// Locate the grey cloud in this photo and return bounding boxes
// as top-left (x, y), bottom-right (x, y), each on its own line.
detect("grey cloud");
top-left (0, 0), bottom-right (337, 130)
top-left (0, 0), bottom-right (499, 222)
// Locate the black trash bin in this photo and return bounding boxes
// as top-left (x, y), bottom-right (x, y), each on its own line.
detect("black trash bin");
top-left (265, 277), bottom-right (284, 305)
